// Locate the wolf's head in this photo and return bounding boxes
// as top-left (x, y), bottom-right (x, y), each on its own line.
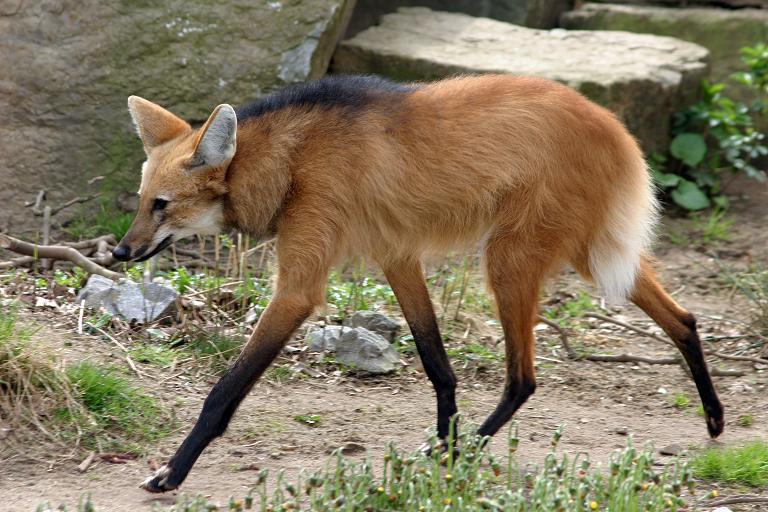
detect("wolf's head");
top-left (112, 97), bottom-right (236, 262)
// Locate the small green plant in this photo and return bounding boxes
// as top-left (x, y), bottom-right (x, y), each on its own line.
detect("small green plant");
top-left (690, 208), bottom-right (733, 244)
top-left (543, 291), bottom-right (595, 328)
top-left (672, 393), bottom-right (690, 410)
top-left (654, 42), bottom-right (768, 210)
top-left (53, 267), bottom-right (88, 289)
top-left (266, 364), bottom-right (293, 383)
top-left (737, 413), bottom-right (755, 427)
top-left (184, 330), bottom-right (243, 360)
top-left (59, 362), bottom-right (171, 452)
top-left (326, 268), bottom-right (396, 315)
top-left (722, 264), bottom-right (768, 335)
top-left (446, 342), bottom-right (502, 364)
top-left (693, 440), bottom-right (768, 487)
top-left (129, 343), bottom-right (179, 368)
top-left (293, 414), bottom-right (322, 427)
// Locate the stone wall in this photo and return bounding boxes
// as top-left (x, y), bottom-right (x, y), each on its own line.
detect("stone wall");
top-left (346, 0), bottom-right (573, 36)
top-left (0, 0), bottom-right (355, 234)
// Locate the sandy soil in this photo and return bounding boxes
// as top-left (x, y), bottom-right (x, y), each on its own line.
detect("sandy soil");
top-left (1, 179), bottom-right (767, 511)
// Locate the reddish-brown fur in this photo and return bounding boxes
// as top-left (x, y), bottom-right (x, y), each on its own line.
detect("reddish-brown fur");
top-left (117, 75), bottom-right (723, 492)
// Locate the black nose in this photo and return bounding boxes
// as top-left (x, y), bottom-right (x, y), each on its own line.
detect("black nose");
top-left (112, 244), bottom-right (131, 261)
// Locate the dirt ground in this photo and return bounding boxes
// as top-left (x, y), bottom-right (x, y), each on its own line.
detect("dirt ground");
top-left (1, 179), bottom-right (767, 511)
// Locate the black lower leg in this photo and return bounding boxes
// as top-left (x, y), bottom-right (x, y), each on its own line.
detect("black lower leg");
top-left (675, 318), bottom-right (724, 437)
top-left (168, 350), bottom-right (280, 485)
top-left (411, 322), bottom-right (458, 439)
top-left (477, 375), bottom-right (535, 437)
top-left (144, 341), bottom-right (284, 491)
top-left (141, 297), bottom-right (312, 493)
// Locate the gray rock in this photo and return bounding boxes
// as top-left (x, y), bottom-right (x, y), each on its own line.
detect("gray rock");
top-left (307, 326), bottom-right (401, 374)
top-left (77, 274), bottom-right (178, 324)
top-left (560, 3), bottom-right (768, 109)
top-left (659, 443), bottom-right (683, 456)
top-left (332, 7), bottom-right (709, 153)
top-left (343, 311), bottom-right (400, 342)
top-left (346, 0), bottom-right (574, 36)
top-left (0, 0), bottom-right (355, 234)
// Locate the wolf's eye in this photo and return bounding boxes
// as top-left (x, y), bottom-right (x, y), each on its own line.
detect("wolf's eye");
top-left (152, 198), bottom-right (169, 212)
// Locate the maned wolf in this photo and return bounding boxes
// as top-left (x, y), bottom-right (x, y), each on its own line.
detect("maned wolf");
top-left (112, 74), bottom-right (724, 492)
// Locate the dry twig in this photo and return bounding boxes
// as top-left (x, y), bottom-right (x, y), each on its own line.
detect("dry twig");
top-left (0, 234), bottom-right (121, 280)
top-left (702, 495), bottom-right (768, 508)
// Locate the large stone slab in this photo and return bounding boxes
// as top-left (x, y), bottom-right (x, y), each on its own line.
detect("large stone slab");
top-left (561, 3), bottom-right (768, 100)
top-left (332, 7), bottom-right (709, 153)
top-left (0, 0), bottom-right (355, 234)
top-left (587, 0), bottom-right (766, 8)
top-left (346, 0), bottom-right (573, 36)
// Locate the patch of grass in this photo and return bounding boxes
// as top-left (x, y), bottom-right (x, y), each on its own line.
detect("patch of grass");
top-left (57, 362), bottom-right (172, 453)
top-left (446, 342), bottom-right (502, 364)
top-left (737, 413), bottom-right (755, 427)
top-left (1, 304), bottom-right (171, 455)
top-left (671, 393), bottom-right (690, 410)
top-left (326, 268), bottom-right (397, 315)
top-left (723, 264), bottom-right (768, 335)
top-left (429, 256), bottom-right (493, 319)
top-left (129, 343), bottom-right (179, 368)
top-left (690, 208), bottom-right (733, 244)
top-left (692, 441), bottom-right (768, 487)
top-left (64, 203), bottom-right (133, 240)
top-left (265, 364), bottom-right (292, 383)
top-left (184, 330), bottom-right (243, 362)
top-left (293, 413), bottom-right (322, 427)
top-left (543, 291), bottom-right (595, 328)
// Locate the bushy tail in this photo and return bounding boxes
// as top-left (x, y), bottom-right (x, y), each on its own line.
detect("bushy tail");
top-left (588, 164), bottom-right (659, 302)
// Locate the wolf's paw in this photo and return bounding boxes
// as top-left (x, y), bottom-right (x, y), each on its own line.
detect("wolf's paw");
top-left (419, 439), bottom-right (460, 460)
top-left (140, 465), bottom-right (177, 493)
top-left (707, 410), bottom-right (725, 439)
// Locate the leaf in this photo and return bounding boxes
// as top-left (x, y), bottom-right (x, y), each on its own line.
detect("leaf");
top-left (653, 171), bottom-right (681, 188)
top-left (671, 180), bottom-right (711, 211)
top-left (713, 195), bottom-right (730, 209)
top-left (670, 133), bottom-right (707, 167)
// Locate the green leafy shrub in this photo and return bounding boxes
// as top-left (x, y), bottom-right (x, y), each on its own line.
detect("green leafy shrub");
top-left (655, 43), bottom-right (768, 210)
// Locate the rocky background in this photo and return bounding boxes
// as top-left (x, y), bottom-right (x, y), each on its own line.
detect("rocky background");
top-left (1, 0), bottom-right (765, 234)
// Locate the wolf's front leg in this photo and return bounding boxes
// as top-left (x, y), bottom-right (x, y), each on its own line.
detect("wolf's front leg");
top-left (140, 291), bottom-right (315, 492)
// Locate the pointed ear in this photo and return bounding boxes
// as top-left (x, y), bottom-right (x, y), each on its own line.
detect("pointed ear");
top-left (127, 96), bottom-right (190, 152)
top-left (188, 104), bottom-right (238, 170)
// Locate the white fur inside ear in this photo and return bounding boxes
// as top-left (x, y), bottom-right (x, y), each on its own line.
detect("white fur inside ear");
top-left (193, 105), bottom-right (237, 169)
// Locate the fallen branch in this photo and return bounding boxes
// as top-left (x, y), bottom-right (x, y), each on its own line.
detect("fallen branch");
top-left (710, 368), bottom-right (745, 377)
top-left (538, 316), bottom-right (577, 359)
top-left (584, 312), bottom-right (674, 347)
top-left (0, 255), bottom-right (35, 269)
top-left (581, 353), bottom-right (679, 365)
top-left (0, 234), bottom-right (121, 280)
top-left (46, 193), bottom-right (100, 217)
top-left (24, 189), bottom-right (46, 213)
top-left (708, 350), bottom-right (768, 366)
top-left (702, 495), bottom-right (768, 508)
top-left (64, 234), bottom-right (117, 250)
top-left (77, 451), bottom-right (96, 473)
top-left (538, 316), bottom-right (680, 365)
top-left (585, 312), bottom-right (765, 368)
